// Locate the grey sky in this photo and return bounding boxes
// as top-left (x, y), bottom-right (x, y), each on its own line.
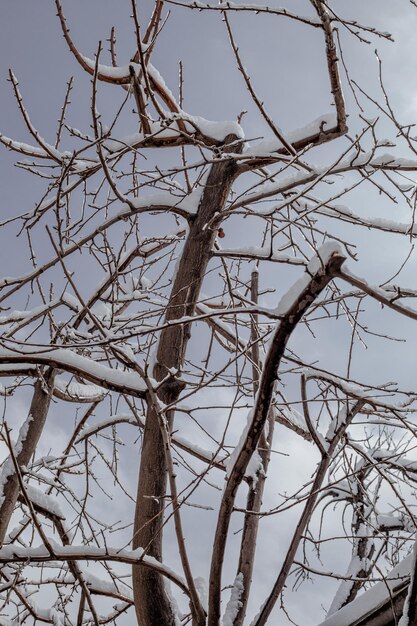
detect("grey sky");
top-left (2, 2), bottom-right (417, 625)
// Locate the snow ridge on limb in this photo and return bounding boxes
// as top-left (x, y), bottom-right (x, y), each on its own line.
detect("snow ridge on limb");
top-left (0, 345), bottom-right (147, 398)
top-left (223, 572), bottom-right (245, 626)
top-left (55, 0), bottom-right (243, 148)
top-left (398, 539), bottom-right (417, 625)
top-left (0, 540), bottom-right (190, 595)
top-left (53, 378), bottom-right (107, 403)
top-left (207, 243), bottom-right (346, 626)
top-left (0, 370), bottom-right (56, 544)
top-left (318, 556), bottom-right (411, 626)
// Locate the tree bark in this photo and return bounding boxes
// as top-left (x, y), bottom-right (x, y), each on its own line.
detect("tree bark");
top-left (0, 367), bottom-right (55, 544)
top-left (132, 136), bottom-right (242, 626)
top-left (233, 270), bottom-right (275, 626)
top-left (208, 250), bottom-right (347, 626)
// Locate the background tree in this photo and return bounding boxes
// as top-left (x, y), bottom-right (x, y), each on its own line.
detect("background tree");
top-left (1, 1), bottom-right (417, 625)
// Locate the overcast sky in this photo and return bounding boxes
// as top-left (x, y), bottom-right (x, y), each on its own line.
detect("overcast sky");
top-left (2, 2), bottom-right (417, 625)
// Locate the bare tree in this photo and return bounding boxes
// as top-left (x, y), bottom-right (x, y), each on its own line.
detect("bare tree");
top-left (2, 1), bottom-right (417, 624)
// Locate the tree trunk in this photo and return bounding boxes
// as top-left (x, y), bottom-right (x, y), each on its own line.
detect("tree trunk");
top-left (132, 136), bottom-right (241, 626)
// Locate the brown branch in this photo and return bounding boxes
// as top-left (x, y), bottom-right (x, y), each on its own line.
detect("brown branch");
top-left (0, 210), bottom-right (188, 306)
top-left (311, 0), bottom-right (347, 135)
top-left (132, 134), bottom-right (242, 626)
top-left (237, 0), bottom-right (347, 172)
top-left (338, 269), bottom-right (417, 323)
top-left (301, 374), bottom-right (327, 455)
top-left (55, 0), bottom-right (181, 117)
top-left (252, 399), bottom-right (365, 626)
top-left (145, 385), bottom-right (206, 625)
top-left (3, 425), bottom-right (55, 554)
top-left (16, 488), bottom-right (125, 620)
top-left (233, 270), bottom-right (275, 626)
top-left (0, 368), bottom-right (56, 544)
top-left (223, 13), bottom-right (297, 157)
top-left (207, 249), bottom-right (347, 626)
top-left (0, 546), bottom-right (190, 596)
top-left (129, 65), bottom-right (152, 135)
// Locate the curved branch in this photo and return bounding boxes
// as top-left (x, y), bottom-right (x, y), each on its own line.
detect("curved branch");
top-left (0, 345), bottom-right (147, 398)
top-left (52, 378), bottom-right (107, 403)
top-left (0, 542), bottom-right (190, 596)
top-left (207, 244), bottom-right (346, 626)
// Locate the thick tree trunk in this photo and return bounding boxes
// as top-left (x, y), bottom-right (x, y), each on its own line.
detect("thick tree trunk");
top-left (132, 136), bottom-right (241, 626)
top-left (0, 368), bottom-right (55, 544)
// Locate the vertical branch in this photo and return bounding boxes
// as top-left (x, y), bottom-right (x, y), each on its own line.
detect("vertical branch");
top-left (179, 60), bottom-right (192, 193)
top-left (132, 135), bottom-right (242, 626)
top-left (208, 250), bottom-right (347, 626)
top-left (0, 368), bottom-right (56, 544)
top-left (251, 399), bottom-right (365, 626)
top-left (327, 465), bottom-right (375, 615)
top-left (250, 269), bottom-right (261, 397)
top-left (397, 538), bottom-right (417, 625)
top-left (232, 270), bottom-right (275, 626)
top-left (146, 386), bottom-right (206, 625)
top-left (129, 64), bottom-right (152, 135)
top-left (310, 0), bottom-right (347, 134)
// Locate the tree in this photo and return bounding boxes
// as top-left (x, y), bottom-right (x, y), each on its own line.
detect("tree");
top-left (2, 1), bottom-right (417, 624)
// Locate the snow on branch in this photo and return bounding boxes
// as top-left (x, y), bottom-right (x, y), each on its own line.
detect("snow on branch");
top-left (208, 243), bottom-right (346, 625)
top-left (338, 268), bottom-right (417, 323)
top-left (318, 555), bottom-right (411, 626)
top-left (0, 540), bottom-right (190, 596)
top-left (0, 345), bottom-right (147, 398)
top-left (165, 0), bottom-right (322, 28)
top-left (53, 377), bottom-right (107, 403)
